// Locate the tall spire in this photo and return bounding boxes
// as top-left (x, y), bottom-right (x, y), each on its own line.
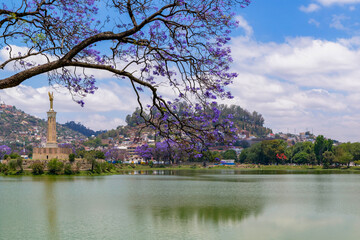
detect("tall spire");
top-left (46, 92), bottom-right (57, 148)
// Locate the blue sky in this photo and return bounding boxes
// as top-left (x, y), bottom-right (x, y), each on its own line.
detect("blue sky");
top-left (1, 0), bottom-right (360, 141)
top-left (240, 0), bottom-right (354, 41)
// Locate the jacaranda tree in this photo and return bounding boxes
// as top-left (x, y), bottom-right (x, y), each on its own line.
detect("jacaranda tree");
top-left (105, 148), bottom-right (127, 162)
top-left (0, 0), bottom-right (251, 150)
top-left (0, 145), bottom-right (11, 159)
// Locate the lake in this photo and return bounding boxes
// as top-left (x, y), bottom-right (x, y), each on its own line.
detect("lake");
top-left (1, 170), bottom-right (360, 240)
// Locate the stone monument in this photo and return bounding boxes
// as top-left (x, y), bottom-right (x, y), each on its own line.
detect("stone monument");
top-left (32, 92), bottom-right (72, 160)
top-left (46, 92), bottom-right (57, 148)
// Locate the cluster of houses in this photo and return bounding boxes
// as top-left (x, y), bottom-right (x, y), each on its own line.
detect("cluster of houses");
top-left (78, 128), bottom-right (318, 163)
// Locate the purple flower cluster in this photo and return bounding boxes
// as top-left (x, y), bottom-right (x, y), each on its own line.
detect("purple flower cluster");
top-left (58, 143), bottom-right (75, 153)
top-left (0, 145), bottom-right (11, 159)
top-left (105, 148), bottom-right (126, 161)
top-left (136, 139), bottom-right (194, 163)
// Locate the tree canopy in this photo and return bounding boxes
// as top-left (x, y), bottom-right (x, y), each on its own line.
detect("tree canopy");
top-left (0, 0), bottom-right (251, 149)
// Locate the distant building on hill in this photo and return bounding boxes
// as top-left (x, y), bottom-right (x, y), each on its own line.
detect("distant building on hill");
top-left (239, 130), bottom-right (250, 139)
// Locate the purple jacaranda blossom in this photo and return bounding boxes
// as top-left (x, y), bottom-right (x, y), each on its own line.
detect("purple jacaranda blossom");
top-left (0, 0), bottom-right (251, 146)
top-left (0, 145), bottom-right (11, 159)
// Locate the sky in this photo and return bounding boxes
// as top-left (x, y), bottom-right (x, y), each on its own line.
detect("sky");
top-left (1, 0), bottom-right (360, 142)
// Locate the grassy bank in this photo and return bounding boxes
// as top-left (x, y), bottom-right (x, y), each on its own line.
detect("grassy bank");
top-left (2, 163), bottom-right (360, 176)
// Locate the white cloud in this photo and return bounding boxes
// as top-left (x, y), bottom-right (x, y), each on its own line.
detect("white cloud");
top-left (74, 114), bottom-right (126, 131)
top-left (300, 3), bottom-right (321, 13)
top-left (82, 82), bottom-right (137, 112)
top-left (0, 45), bottom-right (115, 80)
top-left (316, 0), bottom-right (360, 6)
top-left (232, 37), bottom-right (360, 90)
top-left (336, 36), bottom-right (360, 46)
top-left (0, 45), bottom-right (52, 73)
top-left (0, 81), bottom-right (137, 113)
top-left (236, 15), bottom-right (253, 37)
top-left (308, 19), bottom-right (320, 27)
top-left (0, 81), bottom-right (138, 130)
top-left (229, 30), bottom-right (360, 142)
top-left (330, 14), bottom-right (350, 31)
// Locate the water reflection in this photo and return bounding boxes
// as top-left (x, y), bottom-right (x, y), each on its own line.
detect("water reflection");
top-left (43, 179), bottom-right (59, 240)
top-left (123, 169), bottom-right (360, 176)
top-left (126, 173), bottom-right (266, 226)
top-left (2, 172), bottom-right (360, 240)
top-left (151, 204), bottom-right (263, 225)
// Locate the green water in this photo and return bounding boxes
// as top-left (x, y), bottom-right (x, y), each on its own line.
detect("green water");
top-left (1, 170), bottom-right (360, 240)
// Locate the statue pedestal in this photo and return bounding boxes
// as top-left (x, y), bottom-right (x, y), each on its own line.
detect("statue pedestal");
top-left (47, 110), bottom-right (57, 147)
top-left (33, 147), bottom-right (72, 160)
top-left (46, 143), bottom-right (58, 148)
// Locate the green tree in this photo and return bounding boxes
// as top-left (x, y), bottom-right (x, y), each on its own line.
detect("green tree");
top-left (0, 163), bottom-right (9, 174)
top-left (222, 150), bottom-right (237, 161)
top-left (31, 162), bottom-right (45, 175)
top-left (335, 151), bottom-right (353, 168)
top-left (64, 163), bottom-right (73, 175)
top-left (350, 142), bottom-right (360, 161)
top-left (261, 140), bottom-right (287, 165)
top-left (238, 148), bottom-right (247, 163)
top-left (289, 141), bottom-right (314, 165)
top-left (93, 162), bottom-right (103, 174)
top-left (334, 144), bottom-right (354, 167)
top-left (197, 150), bottom-right (221, 162)
top-left (239, 143), bottom-right (263, 164)
top-left (83, 137), bottom-right (102, 148)
top-left (314, 135), bottom-right (325, 164)
top-left (307, 153), bottom-right (317, 167)
top-left (95, 151), bottom-right (105, 159)
top-left (47, 159), bottom-right (64, 175)
top-left (69, 153), bottom-right (76, 163)
top-left (8, 159), bottom-right (18, 172)
top-left (292, 152), bottom-right (309, 165)
top-left (341, 152), bottom-right (353, 168)
top-left (85, 151), bottom-right (97, 172)
top-left (322, 151), bottom-right (335, 169)
top-left (76, 149), bottom-right (86, 159)
top-left (9, 153), bottom-right (20, 159)
top-left (314, 135), bottom-right (333, 165)
top-left (125, 108), bottom-right (146, 127)
top-left (9, 157), bottom-right (23, 173)
top-left (16, 157), bottom-right (23, 173)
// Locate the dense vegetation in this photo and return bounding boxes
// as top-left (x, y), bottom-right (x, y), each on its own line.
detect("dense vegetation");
top-left (239, 135), bottom-right (360, 168)
top-left (64, 121), bottom-right (105, 137)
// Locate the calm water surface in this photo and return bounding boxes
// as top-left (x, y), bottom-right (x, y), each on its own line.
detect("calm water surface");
top-left (1, 170), bottom-right (360, 240)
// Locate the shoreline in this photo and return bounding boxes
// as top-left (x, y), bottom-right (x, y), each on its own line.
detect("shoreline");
top-left (2, 164), bottom-right (360, 176)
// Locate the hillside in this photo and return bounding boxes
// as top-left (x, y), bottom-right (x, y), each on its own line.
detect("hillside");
top-left (0, 104), bottom-right (86, 149)
top-left (64, 121), bottom-right (106, 137)
top-left (92, 103), bottom-right (273, 146)
top-left (125, 103), bottom-right (273, 138)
